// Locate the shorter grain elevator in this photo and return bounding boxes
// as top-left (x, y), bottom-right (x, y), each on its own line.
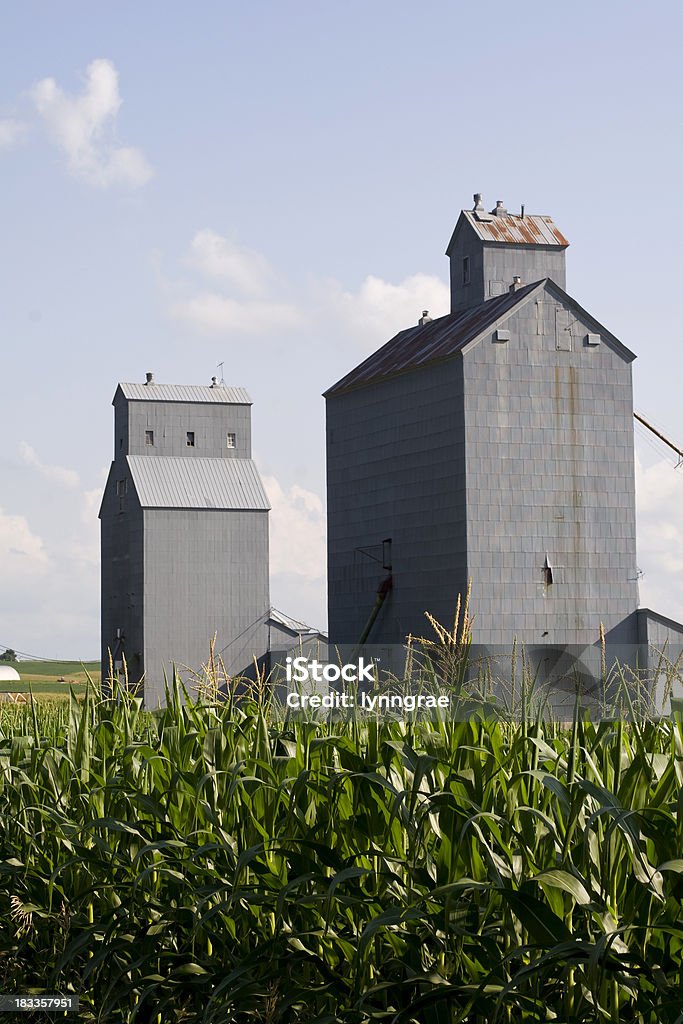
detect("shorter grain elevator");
top-left (100, 375), bottom-right (270, 706)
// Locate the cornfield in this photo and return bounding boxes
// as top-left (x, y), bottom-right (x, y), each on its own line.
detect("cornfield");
top-left (2, 672), bottom-right (683, 1022)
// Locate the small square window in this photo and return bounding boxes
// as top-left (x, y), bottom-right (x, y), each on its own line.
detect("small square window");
top-left (226, 433), bottom-right (236, 449)
top-left (145, 430), bottom-right (154, 446)
top-left (186, 431), bottom-right (195, 447)
top-left (463, 256), bottom-right (471, 285)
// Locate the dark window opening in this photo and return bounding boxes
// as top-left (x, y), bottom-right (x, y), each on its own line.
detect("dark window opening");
top-left (382, 538), bottom-right (392, 571)
top-left (186, 431), bottom-right (195, 447)
top-left (463, 256), bottom-right (471, 285)
top-left (145, 430), bottom-right (154, 446)
top-left (116, 479), bottom-right (127, 497)
top-left (542, 557), bottom-right (553, 586)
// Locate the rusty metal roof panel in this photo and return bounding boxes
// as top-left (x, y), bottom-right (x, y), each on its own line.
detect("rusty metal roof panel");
top-left (325, 282), bottom-right (540, 396)
top-left (117, 383), bottom-right (252, 404)
top-left (127, 456), bottom-right (270, 510)
top-left (463, 210), bottom-right (569, 247)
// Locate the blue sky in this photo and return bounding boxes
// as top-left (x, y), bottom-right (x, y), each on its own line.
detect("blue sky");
top-left (2, 1), bottom-right (682, 659)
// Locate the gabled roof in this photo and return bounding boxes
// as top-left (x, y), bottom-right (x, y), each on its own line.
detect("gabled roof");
top-left (463, 209), bottom-right (568, 246)
top-left (324, 279), bottom-right (635, 398)
top-left (325, 283), bottom-right (536, 396)
top-left (268, 607), bottom-right (325, 637)
top-left (446, 209), bottom-right (569, 253)
top-left (637, 608), bottom-right (683, 636)
top-left (127, 456), bottom-right (270, 510)
top-left (115, 383), bottom-right (252, 405)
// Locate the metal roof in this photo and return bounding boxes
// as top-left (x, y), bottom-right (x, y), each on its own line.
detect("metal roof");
top-left (117, 383), bottom-right (252, 404)
top-left (461, 210), bottom-right (569, 247)
top-left (325, 282), bottom-right (540, 396)
top-left (127, 456), bottom-right (270, 510)
top-left (268, 608), bottom-right (320, 634)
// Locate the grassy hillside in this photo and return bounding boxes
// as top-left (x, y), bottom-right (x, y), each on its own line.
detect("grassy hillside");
top-left (0, 660), bottom-right (99, 697)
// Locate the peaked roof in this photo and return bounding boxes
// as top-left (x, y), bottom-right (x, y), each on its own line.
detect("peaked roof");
top-left (446, 207), bottom-right (569, 254)
top-left (324, 279), bottom-right (635, 397)
top-left (268, 607), bottom-right (325, 636)
top-left (460, 209), bottom-right (569, 247)
top-left (325, 282), bottom-right (537, 396)
top-left (127, 456), bottom-right (270, 510)
top-left (116, 382), bottom-right (251, 404)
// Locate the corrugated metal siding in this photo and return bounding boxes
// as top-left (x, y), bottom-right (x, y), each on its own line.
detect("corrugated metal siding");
top-left (325, 282), bottom-right (540, 395)
top-left (127, 456), bottom-right (270, 509)
top-left (463, 210), bottom-right (569, 247)
top-left (119, 383), bottom-right (252, 404)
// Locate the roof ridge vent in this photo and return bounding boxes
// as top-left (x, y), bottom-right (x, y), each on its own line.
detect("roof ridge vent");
top-left (418, 310), bottom-right (432, 326)
top-left (145, 372), bottom-right (154, 385)
top-left (491, 200), bottom-right (508, 217)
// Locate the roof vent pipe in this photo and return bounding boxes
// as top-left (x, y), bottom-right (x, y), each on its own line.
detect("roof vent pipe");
top-left (145, 372), bottom-right (154, 384)
top-left (418, 310), bottom-right (432, 326)
top-left (492, 200), bottom-right (507, 216)
top-left (509, 276), bottom-right (523, 293)
top-left (473, 193), bottom-right (484, 212)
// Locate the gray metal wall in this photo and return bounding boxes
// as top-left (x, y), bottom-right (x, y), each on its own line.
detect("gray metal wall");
top-left (100, 466), bottom-right (145, 688)
top-left (327, 359), bottom-right (468, 646)
top-left (637, 609), bottom-right (683, 650)
top-left (141, 508), bottom-right (269, 706)
top-left (463, 285), bottom-right (639, 648)
top-left (114, 395), bottom-right (252, 459)
top-left (449, 222), bottom-right (487, 311)
top-left (635, 610), bottom-right (683, 713)
top-left (483, 244), bottom-right (566, 298)
top-left (327, 282), bottom-right (639, 655)
top-left (449, 220), bottom-right (566, 312)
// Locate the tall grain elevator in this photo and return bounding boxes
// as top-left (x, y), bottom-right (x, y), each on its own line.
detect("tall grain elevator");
top-left (100, 375), bottom-right (270, 706)
top-left (325, 195), bottom-right (650, 666)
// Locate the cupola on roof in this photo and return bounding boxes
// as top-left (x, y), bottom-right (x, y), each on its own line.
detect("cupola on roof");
top-left (447, 194), bottom-right (570, 313)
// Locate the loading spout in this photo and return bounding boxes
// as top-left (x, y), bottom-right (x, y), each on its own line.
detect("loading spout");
top-left (354, 574), bottom-right (393, 652)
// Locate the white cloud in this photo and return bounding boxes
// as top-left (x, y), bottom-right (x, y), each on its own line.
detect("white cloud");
top-left (0, 483), bottom-right (100, 657)
top-left (170, 229), bottom-right (302, 335)
top-left (0, 508), bottom-right (50, 578)
top-left (0, 118), bottom-right (29, 150)
top-left (262, 475), bottom-right (326, 581)
top-left (30, 58), bottom-right (152, 188)
top-left (19, 442), bottom-right (80, 488)
top-left (636, 453), bottom-right (683, 620)
top-left (171, 291), bottom-right (303, 335)
top-left (324, 272), bottom-right (450, 347)
top-left (169, 228), bottom-right (449, 344)
top-left (62, 486), bottom-right (103, 569)
top-left (188, 230), bottom-right (273, 295)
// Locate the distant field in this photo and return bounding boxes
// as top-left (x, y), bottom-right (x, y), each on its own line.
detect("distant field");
top-left (0, 660), bottom-right (100, 695)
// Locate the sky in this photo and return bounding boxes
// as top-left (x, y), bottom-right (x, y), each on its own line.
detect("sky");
top-left (1, 1), bottom-right (682, 660)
